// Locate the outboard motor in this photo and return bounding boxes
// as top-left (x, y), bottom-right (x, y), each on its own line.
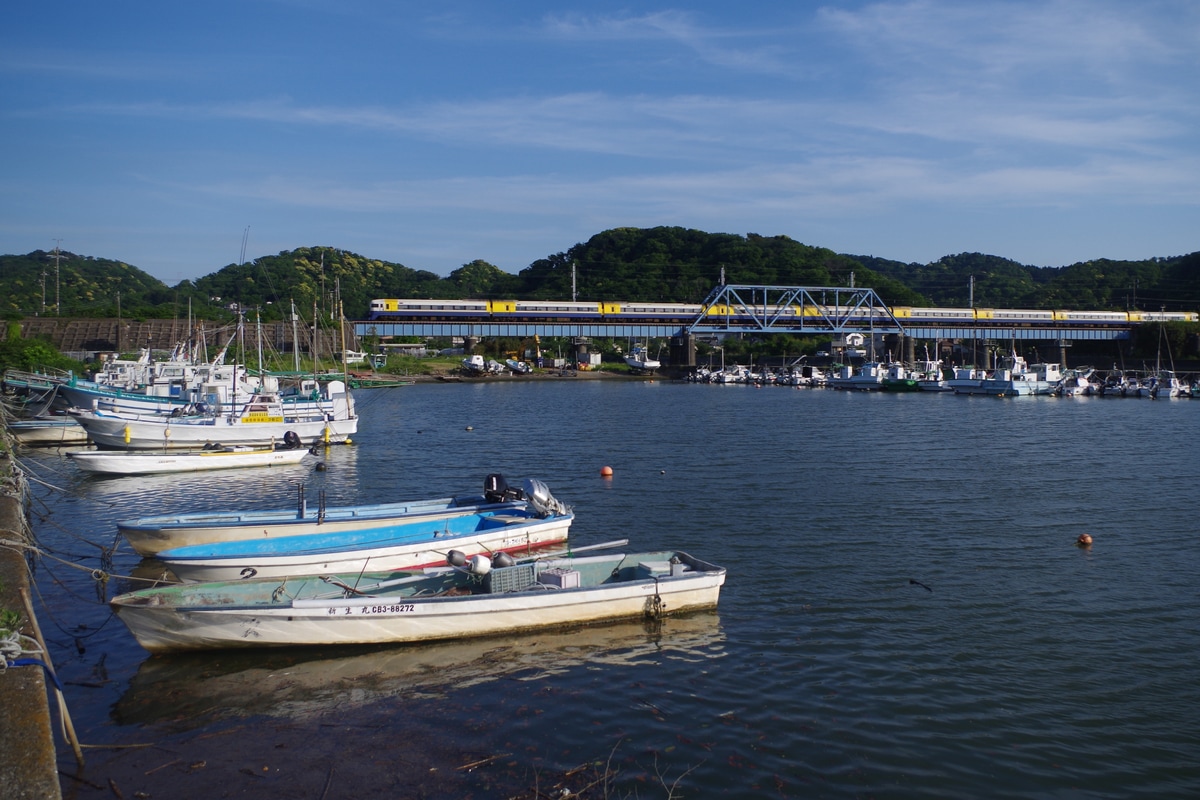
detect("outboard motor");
top-left (523, 478), bottom-right (569, 518)
top-left (282, 430), bottom-right (301, 450)
top-left (483, 473), bottom-right (509, 504)
top-left (484, 473), bottom-right (526, 503)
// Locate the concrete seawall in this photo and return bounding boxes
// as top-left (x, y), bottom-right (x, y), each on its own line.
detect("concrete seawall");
top-left (0, 440), bottom-right (62, 799)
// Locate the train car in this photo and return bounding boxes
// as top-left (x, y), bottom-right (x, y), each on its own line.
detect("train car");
top-left (511, 300), bottom-right (605, 319)
top-left (1054, 310), bottom-right (1129, 323)
top-left (1137, 310), bottom-right (1199, 323)
top-left (891, 307), bottom-right (976, 322)
top-left (369, 299), bottom-right (491, 320)
top-left (612, 302), bottom-right (704, 321)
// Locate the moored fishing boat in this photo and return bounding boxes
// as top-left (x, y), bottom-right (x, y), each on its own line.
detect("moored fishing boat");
top-left (829, 362), bottom-right (885, 390)
top-left (5, 416), bottom-right (90, 446)
top-left (110, 547), bottom-right (727, 652)
top-left (155, 500), bottom-right (574, 582)
top-left (67, 381), bottom-right (357, 449)
top-left (69, 442), bottom-right (312, 476)
top-left (117, 474), bottom-right (564, 556)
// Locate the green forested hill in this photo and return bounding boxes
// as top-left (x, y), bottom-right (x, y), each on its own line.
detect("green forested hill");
top-left (2, 230), bottom-right (1198, 322)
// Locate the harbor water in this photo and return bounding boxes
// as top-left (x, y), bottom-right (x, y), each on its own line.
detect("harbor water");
top-left (18, 380), bottom-right (1200, 798)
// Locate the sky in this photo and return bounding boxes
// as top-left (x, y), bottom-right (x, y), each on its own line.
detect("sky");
top-left (2, 1), bottom-right (1198, 286)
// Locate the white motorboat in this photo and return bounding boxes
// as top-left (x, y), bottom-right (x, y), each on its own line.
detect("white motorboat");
top-left (829, 362), bottom-right (885, 390)
top-left (624, 346), bottom-right (661, 373)
top-left (110, 547), bottom-right (726, 653)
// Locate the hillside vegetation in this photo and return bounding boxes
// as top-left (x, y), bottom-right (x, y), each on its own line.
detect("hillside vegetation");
top-left (2, 228), bottom-right (1198, 323)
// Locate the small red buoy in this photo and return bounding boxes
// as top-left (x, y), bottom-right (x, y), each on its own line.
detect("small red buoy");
top-left (1076, 533), bottom-right (1093, 547)
top-left (600, 466), bottom-right (613, 477)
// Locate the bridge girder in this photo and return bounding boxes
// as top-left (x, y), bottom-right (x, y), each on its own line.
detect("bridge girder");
top-left (687, 284), bottom-right (905, 335)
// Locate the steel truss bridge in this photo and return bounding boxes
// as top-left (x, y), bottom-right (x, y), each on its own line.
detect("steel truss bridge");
top-left (354, 284), bottom-right (1134, 343)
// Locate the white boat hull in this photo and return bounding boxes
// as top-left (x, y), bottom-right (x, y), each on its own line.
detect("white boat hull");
top-left (111, 551), bottom-right (726, 652)
top-left (6, 418), bottom-right (90, 445)
top-left (70, 446), bottom-right (311, 476)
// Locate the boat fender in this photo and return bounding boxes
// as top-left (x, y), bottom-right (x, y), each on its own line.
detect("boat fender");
top-left (492, 552), bottom-right (515, 568)
top-left (446, 550), bottom-right (467, 567)
top-left (468, 554), bottom-right (492, 575)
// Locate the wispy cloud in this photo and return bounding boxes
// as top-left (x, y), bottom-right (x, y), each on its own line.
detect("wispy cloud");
top-left (538, 10), bottom-right (799, 75)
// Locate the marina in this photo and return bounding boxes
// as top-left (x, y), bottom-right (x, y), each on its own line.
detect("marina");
top-left (10, 381), bottom-right (1200, 797)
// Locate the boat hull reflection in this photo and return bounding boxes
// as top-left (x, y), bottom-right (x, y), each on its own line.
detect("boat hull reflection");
top-left (114, 612), bottom-right (724, 728)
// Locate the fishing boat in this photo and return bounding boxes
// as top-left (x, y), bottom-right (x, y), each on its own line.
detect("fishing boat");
top-left (154, 498), bottom-right (574, 582)
top-left (117, 474), bottom-right (565, 556)
top-left (110, 546), bottom-right (727, 652)
top-left (829, 362), bottom-right (885, 390)
top-left (66, 382), bottom-right (357, 449)
top-left (69, 442), bottom-right (312, 476)
top-left (5, 416), bottom-right (90, 446)
top-left (880, 362), bottom-right (920, 392)
top-left (956, 352), bottom-right (1061, 396)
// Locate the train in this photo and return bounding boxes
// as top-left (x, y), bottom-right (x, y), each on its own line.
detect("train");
top-left (368, 299), bottom-right (1198, 327)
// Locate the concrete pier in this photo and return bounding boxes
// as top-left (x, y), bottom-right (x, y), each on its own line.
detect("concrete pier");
top-left (0, 442), bottom-right (62, 799)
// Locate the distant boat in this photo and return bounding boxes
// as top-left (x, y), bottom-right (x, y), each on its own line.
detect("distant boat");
top-left (505, 358), bottom-right (532, 374)
top-left (829, 362), bottom-right (885, 391)
top-left (881, 362), bottom-right (920, 392)
top-left (954, 352), bottom-right (1060, 397)
top-left (69, 443), bottom-right (312, 476)
top-left (110, 547), bottom-right (727, 653)
top-left (624, 346), bottom-right (661, 373)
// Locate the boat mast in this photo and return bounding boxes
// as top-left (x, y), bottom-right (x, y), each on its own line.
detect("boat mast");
top-left (291, 299), bottom-right (300, 373)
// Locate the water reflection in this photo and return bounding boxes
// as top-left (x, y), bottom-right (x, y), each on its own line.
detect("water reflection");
top-left (114, 612), bottom-right (725, 729)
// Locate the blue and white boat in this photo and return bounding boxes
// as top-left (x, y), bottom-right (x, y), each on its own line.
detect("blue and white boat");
top-left (118, 475), bottom-right (565, 556)
top-left (156, 502), bottom-right (575, 583)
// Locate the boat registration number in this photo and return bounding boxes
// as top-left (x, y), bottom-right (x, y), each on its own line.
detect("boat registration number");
top-left (328, 603), bottom-right (415, 615)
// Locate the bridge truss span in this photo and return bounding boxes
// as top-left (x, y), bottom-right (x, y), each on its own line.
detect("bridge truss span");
top-left (688, 284), bottom-right (905, 335)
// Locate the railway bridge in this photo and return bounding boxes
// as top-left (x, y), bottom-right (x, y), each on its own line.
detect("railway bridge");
top-left (355, 284), bottom-right (1156, 368)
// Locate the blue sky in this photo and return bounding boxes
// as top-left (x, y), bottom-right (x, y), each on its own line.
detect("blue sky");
top-left (3, 1), bottom-right (1198, 286)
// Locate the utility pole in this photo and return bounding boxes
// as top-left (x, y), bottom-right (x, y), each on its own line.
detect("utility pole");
top-left (51, 240), bottom-right (64, 315)
top-left (572, 261), bottom-right (577, 302)
top-left (969, 275), bottom-right (974, 308)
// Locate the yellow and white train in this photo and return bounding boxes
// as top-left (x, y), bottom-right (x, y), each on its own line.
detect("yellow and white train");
top-left (369, 299), bottom-right (1198, 326)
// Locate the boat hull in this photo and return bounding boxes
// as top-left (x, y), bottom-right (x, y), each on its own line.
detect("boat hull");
top-left (111, 550), bottom-right (726, 652)
top-left (70, 447), bottom-right (311, 476)
top-left (6, 418), bottom-right (90, 445)
top-left (157, 511), bottom-right (574, 582)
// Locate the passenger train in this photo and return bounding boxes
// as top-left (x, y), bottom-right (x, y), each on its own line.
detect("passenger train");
top-left (368, 299), bottom-right (1198, 326)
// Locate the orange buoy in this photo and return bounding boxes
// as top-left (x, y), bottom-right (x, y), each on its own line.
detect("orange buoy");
top-left (600, 465), bottom-right (613, 477)
top-left (1076, 533), bottom-right (1093, 547)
